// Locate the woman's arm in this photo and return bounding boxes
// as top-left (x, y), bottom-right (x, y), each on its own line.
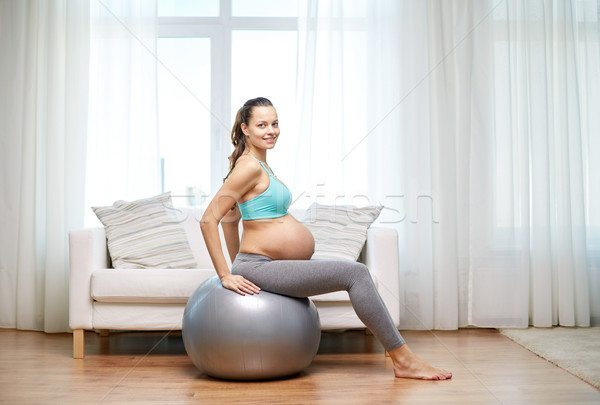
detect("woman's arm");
top-left (200, 159), bottom-right (261, 295)
top-left (221, 205), bottom-right (241, 264)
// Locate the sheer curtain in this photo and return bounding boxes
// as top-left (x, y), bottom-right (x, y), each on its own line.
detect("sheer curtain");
top-left (296, 0), bottom-right (600, 329)
top-left (0, 0), bottom-right (158, 332)
top-left (2, 0), bottom-right (598, 333)
top-left (0, 0), bottom-right (89, 332)
top-left (293, 0), bottom-right (372, 205)
top-left (84, 0), bottom-right (160, 226)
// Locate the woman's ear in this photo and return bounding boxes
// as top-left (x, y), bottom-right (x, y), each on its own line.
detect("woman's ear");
top-left (241, 122), bottom-right (248, 135)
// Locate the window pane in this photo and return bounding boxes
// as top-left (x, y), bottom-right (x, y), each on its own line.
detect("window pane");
top-left (231, 30), bottom-right (297, 172)
top-left (158, 38), bottom-right (211, 207)
top-left (158, 0), bottom-right (219, 17)
top-left (231, 30), bottom-right (297, 109)
top-left (232, 0), bottom-right (298, 17)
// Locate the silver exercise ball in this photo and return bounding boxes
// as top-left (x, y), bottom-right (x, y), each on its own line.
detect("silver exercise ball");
top-left (182, 276), bottom-right (321, 381)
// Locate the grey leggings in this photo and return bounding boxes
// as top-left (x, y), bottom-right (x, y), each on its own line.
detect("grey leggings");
top-left (231, 253), bottom-right (406, 352)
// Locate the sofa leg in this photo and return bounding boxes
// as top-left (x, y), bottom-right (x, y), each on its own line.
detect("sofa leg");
top-left (73, 329), bottom-right (85, 359)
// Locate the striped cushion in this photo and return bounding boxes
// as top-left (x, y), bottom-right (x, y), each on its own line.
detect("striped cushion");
top-left (92, 192), bottom-right (197, 269)
top-left (302, 203), bottom-right (383, 261)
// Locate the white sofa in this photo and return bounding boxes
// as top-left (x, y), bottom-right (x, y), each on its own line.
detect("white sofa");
top-left (69, 208), bottom-right (400, 358)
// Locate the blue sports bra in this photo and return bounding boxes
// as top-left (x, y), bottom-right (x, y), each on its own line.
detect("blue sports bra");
top-left (238, 155), bottom-right (292, 220)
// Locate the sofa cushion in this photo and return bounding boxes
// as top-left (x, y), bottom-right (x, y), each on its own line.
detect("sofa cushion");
top-left (91, 268), bottom-right (215, 303)
top-left (92, 192), bottom-right (198, 269)
top-left (302, 203), bottom-right (383, 261)
top-left (91, 268), bottom-right (358, 304)
top-left (177, 208), bottom-right (221, 268)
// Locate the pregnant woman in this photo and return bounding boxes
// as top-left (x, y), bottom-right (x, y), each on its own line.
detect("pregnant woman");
top-left (200, 97), bottom-right (451, 380)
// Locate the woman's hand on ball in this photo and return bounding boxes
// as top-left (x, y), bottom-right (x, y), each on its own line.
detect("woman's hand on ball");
top-left (221, 274), bottom-right (261, 296)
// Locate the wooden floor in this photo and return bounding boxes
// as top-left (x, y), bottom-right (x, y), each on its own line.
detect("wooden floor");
top-left (1, 328), bottom-right (599, 404)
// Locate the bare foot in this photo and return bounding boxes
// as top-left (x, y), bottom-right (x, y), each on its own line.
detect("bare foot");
top-left (389, 344), bottom-right (452, 380)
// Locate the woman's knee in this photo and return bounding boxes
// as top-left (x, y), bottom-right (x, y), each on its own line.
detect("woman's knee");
top-left (354, 261), bottom-right (369, 272)
top-left (347, 262), bottom-right (371, 282)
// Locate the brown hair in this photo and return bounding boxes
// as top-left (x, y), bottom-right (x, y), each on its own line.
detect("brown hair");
top-left (224, 97), bottom-right (274, 181)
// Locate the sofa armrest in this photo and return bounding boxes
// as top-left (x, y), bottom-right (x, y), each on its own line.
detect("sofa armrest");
top-left (363, 226), bottom-right (400, 326)
top-left (69, 227), bottom-right (109, 330)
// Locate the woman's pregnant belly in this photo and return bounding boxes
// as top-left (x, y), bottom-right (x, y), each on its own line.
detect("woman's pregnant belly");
top-left (240, 214), bottom-right (315, 260)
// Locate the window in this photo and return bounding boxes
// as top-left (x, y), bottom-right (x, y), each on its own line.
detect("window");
top-left (157, 37), bottom-right (211, 206)
top-left (157, 0), bottom-right (299, 207)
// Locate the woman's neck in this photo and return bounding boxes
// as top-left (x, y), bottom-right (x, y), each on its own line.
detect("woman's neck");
top-left (246, 149), bottom-right (267, 162)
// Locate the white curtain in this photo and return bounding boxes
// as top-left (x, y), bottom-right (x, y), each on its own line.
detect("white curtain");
top-left (294, 0), bottom-right (373, 204)
top-left (0, 0), bottom-right (158, 332)
top-left (296, 0), bottom-right (600, 328)
top-left (0, 0), bottom-right (89, 332)
top-left (2, 0), bottom-right (598, 333)
top-left (84, 0), bottom-right (160, 226)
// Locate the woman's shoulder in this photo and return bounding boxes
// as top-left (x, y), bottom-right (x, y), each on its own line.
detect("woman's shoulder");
top-left (228, 155), bottom-right (263, 181)
top-left (235, 154), bottom-right (264, 170)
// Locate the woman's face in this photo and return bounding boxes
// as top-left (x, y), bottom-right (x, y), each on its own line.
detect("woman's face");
top-left (241, 106), bottom-right (280, 151)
